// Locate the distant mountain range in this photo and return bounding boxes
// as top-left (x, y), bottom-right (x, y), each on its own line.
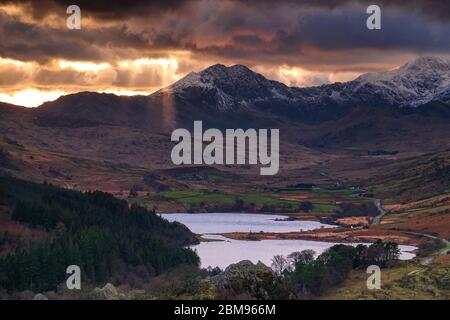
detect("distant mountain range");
top-left (3, 56), bottom-right (449, 129)
top-left (3, 56), bottom-right (447, 141)
top-left (167, 56), bottom-right (450, 110)
top-left (0, 56), bottom-right (449, 188)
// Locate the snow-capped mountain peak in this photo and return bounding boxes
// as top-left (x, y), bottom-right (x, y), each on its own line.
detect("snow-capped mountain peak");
top-left (353, 56), bottom-right (450, 106)
top-left (161, 56), bottom-right (450, 111)
top-left (165, 64), bottom-right (293, 110)
top-left (401, 56), bottom-right (450, 73)
top-left (168, 64), bottom-right (278, 92)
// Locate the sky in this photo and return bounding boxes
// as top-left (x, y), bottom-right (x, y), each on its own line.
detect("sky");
top-left (0, 0), bottom-right (449, 107)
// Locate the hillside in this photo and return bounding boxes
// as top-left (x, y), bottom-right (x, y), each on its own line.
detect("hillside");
top-left (365, 150), bottom-right (450, 244)
top-left (0, 176), bottom-right (199, 293)
top-left (370, 149), bottom-right (450, 201)
top-left (0, 57), bottom-right (449, 193)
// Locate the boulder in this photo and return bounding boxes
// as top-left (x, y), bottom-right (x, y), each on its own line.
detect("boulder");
top-left (92, 283), bottom-right (119, 300)
top-left (211, 260), bottom-right (292, 299)
top-left (33, 293), bottom-right (48, 300)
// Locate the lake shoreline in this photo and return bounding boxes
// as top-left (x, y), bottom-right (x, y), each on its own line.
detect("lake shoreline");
top-left (162, 212), bottom-right (418, 269)
top-left (164, 212), bottom-right (423, 247)
top-left (220, 228), bottom-right (425, 245)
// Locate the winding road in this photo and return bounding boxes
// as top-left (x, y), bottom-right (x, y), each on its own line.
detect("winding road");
top-left (371, 198), bottom-right (387, 225)
top-left (402, 231), bottom-right (450, 246)
top-left (370, 198), bottom-right (450, 264)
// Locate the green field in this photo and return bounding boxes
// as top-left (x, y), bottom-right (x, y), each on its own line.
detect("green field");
top-left (315, 188), bottom-right (356, 196)
top-left (312, 203), bottom-right (339, 212)
top-left (144, 190), bottom-right (341, 214)
top-left (160, 190), bottom-right (297, 207)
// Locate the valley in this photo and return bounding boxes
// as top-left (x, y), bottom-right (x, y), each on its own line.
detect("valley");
top-left (0, 56), bottom-right (449, 299)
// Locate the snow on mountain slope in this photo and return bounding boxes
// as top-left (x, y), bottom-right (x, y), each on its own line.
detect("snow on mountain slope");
top-left (164, 56), bottom-right (450, 110)
top-left (163, 64), bottom-right (296, 110)
top-left (352, 56), bottom-right (450, 106)
top-left (169, 64), bottom-right (290, 96)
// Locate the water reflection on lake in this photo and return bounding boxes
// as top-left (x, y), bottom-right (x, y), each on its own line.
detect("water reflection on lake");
top-left (161, 213), bottom-right (417, 269)
top-left (162, 212), bottom-right (332, 234)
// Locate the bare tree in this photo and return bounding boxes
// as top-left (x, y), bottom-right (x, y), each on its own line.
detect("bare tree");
top-left (287, 250), bottom-right (315, 267)
top-left (271, 255), bottom-right (289, 275)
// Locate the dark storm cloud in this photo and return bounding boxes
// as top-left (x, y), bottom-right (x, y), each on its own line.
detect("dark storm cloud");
top-left (0, 0), bottom-right (449, 85)
top-left (1, 0), bottom-right (449, 69)
top-left (193, 6), bottom-right (450, 69)
top-left (2, 0), bottom-right (450, 21)
top-left (0, 0), bottom-right (190, 20)
top-left (232, 35), bottom-right (265, 47)
top-left (277, 11), bottom-right (450, 53)
top-left (234, 0), bottom-right (450, 21)
top-left (0, 12), bottom-right (103, 62)
top-left (0, 9), bottom-right (196, 63)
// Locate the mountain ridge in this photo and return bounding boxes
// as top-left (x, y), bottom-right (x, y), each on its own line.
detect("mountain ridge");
top-left (161, 56), bottom-right (450, 111)
top-left (1, 56), bottom-right (448, 114)
top-left (0, 56), bottom-right (449, 153)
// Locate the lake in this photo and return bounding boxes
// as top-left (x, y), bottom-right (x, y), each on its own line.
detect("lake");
top-left (162, 212), bottom-right (331, 234)
top-left (161, 213), bottom-right (417, 269)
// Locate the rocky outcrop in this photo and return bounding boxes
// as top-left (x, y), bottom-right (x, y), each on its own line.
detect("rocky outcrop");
top-left (211, 260), bottom-right (292, 300)
top-left (91, 283), bottom-right (119, 300)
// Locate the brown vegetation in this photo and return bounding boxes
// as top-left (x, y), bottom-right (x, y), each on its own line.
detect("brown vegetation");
top-left (221, 227), bottom-right (424, 245)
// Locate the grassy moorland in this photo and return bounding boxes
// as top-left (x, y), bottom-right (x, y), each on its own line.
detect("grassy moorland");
top-left (323, 261), bottom-right (450, 300)
top-left (130, 188), bottom-right (342, 214)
